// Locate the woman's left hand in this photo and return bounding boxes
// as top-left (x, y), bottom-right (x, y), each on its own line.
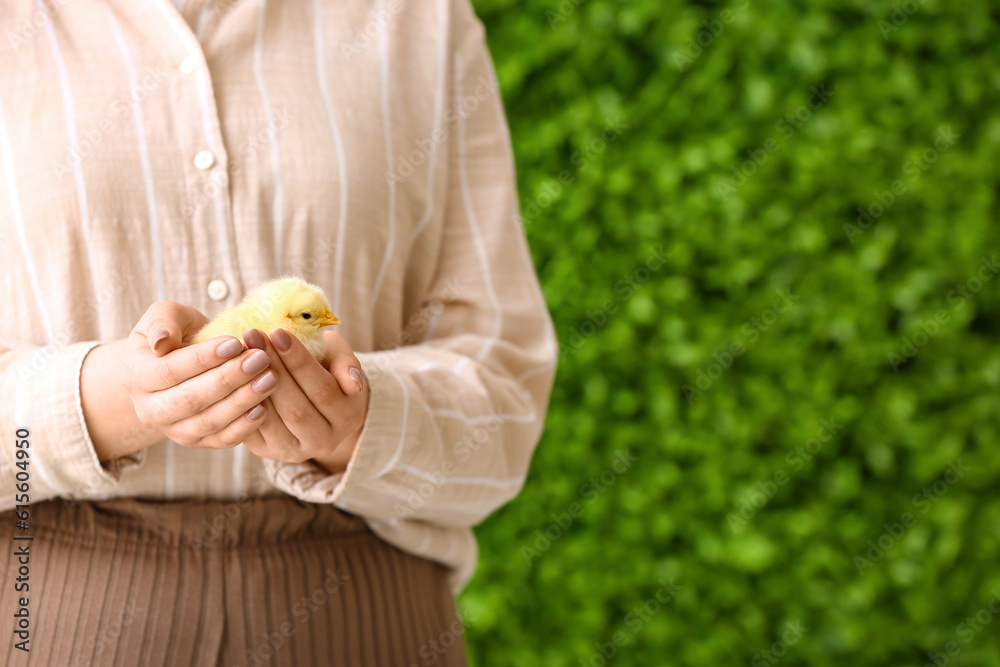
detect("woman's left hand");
top-left (240, 328), bottom-right (369, 474)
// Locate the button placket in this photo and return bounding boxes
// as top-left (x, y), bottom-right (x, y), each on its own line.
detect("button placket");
top-left (146, 1), bottom-right (243, 310)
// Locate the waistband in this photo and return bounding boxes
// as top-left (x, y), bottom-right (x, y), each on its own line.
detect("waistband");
top-left (12, 495), bottom-right (372, 551)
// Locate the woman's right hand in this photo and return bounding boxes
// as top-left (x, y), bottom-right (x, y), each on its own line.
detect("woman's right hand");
top-left (119, 300), bottom-right (280, 450)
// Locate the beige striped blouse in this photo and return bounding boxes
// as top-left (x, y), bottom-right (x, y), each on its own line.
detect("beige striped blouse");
top-left (0, 0), bottom-right (557, 593)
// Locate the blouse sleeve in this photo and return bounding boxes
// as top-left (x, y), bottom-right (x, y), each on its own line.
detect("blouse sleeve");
top-left (0, 341), bottom-right (137, 510)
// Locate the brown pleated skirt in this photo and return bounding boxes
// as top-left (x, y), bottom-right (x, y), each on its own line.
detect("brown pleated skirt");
top-left (0, 496), bottom-right (468, 667)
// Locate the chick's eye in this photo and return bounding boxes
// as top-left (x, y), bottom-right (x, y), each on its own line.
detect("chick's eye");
top-left (301, 313), bottom-right (311, 320)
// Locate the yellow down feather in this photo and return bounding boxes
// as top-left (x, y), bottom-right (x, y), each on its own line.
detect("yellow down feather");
top-left (193, 276), bottom-right (341, 361)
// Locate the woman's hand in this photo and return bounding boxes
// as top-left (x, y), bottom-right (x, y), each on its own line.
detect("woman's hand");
top-left (240, 328), bottom-right (369, 474)
top-left (118, 300), bottom-right (280, 450)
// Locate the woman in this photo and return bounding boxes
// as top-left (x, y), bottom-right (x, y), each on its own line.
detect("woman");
top-left (0, 0), bottom-right (557, 664)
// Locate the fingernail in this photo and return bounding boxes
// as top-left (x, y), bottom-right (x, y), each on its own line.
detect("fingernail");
top-left (242, 350), bottom-right (270, 374)
top-left (349, 367), bottom-right (365, 390)
top-left (271, 328), bottom-right (291, 352)
top-left (247, 404), bottom-right (266, 421)
top-left (243, 329), bottom-right (265, 350)
top-left (150, 329), bottom-right (169, 350)
top-left (252, 370), bottom-right (277, 393)
top-left (216, 338), bottom-right (243, 358)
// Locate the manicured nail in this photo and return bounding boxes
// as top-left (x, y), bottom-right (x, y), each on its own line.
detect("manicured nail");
top-left (349, 367), bottom-right (365, 390)
top-left (242, 350), bottom-right (270, 374)
top-left (271, 328), bottom-right (291, 352)
top-left (252, 370), bottom-right (277, 393)
top-left (216, 338), bottom-right (243, 358)
top-left (243, 329), bottom-right (265, 350)
top-left (247, 404), bottom-right (266, 421)
top-left (150, 329), bottom-right (169, 351)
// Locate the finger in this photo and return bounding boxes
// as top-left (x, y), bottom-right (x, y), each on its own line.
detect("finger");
top-left (321, 330), bottom-right (354, 366)
top-left (243, 397), bottom-right (303, 461)
top-left (240, 429), bottom-right (267, 457)
top-left (133, 300), bottom-right (210, 356)
top-left (175, 397), bottom-right (270, 450)
top-left (147, 348), bottom-right (275, 421)
top-left (331, 352), bottom-right (364, 396)
top-left (269, 328), bottom-right (350, 419)
top-left (246, 330), bottom-right (330, 439)
top-left (318, 329), bottom-right (363, 395)
top-left (130, 335), bottom-right (253, 393)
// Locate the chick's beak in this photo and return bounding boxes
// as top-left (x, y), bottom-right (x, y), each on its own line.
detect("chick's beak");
top-left (317, 310), bottom-right (341, 327)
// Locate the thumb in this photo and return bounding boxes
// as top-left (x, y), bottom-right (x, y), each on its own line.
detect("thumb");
top-left (323, 331), bottom-right (364, 395)
top-left (332, 363), bottom-right (365, 396)
top-left (136, 301), bottom-right (210, 357)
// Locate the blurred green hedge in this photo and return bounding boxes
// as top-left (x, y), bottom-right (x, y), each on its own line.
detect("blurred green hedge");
top-left (459, 0), bottom-right (1000, 665)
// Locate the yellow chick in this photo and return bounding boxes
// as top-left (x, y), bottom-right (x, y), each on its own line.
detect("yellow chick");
top-left (193, 276), bottom-right (341, 361)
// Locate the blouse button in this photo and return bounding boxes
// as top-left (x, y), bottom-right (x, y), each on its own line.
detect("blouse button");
top-left (207, 279), bottom-right (229, 301)
top-left (194, 150), bottom-right (215, 170)
top-left (179, 55), bottom-right (198, 75)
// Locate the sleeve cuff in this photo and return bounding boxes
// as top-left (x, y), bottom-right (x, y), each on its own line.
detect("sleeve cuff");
top-left (263, 352), bottom-right (422, 520)
top-left (0, 341), bottom-right (133, 498)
